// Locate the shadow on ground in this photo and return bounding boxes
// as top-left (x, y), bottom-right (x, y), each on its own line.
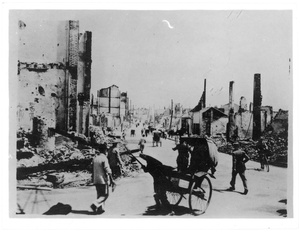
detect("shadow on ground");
top-left (277, 199), bottom-right (287, 217)
top-left (279, 199), bottom-right (287, 204)
top-left (142, 204), bottom-right (194, 216)
top-left (247, 168), bottom-right (265, 172)
top-left (277, 209), bottom-right (287, 217)
top-left (43, 202), bottom-right (72, 215)
top-left (71, 210), bottom-right (97, 215)
top-left (213, 188), bottom-right (245, 195)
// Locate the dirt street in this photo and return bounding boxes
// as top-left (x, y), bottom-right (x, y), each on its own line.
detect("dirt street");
top-left (15, 125), bottom-right (289, 218)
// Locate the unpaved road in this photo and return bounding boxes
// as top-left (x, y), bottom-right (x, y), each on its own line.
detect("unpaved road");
top-left (15, 125), bottom-right (290, 218)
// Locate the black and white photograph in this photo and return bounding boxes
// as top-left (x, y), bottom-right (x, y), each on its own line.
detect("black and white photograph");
top-left (2, 1), bottom-right (299, 231)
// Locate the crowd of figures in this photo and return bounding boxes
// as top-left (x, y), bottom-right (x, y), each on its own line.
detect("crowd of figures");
top-left (44, 121), bottom-right (274, 214)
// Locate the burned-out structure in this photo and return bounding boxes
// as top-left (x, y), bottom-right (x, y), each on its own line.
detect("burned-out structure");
top-left (190, 106), bottom-right (228, 136)
top-left (189, 79), bottom-right (229, 137)
top-left (17, 20), bottom-right (92, 150)
top-left (270, 109), bottom-right (288, 135)
top-left (120, 92), bottom-right (130, 123)
top-left (189, 74), bottom-right (277, 140)
top-left (221, 75), bottom-right (274, 141)
top-left (90, 85), bottom-right (130, 129)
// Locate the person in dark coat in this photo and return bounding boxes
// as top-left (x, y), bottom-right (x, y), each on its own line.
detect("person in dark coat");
top-left (257, 136), bottom-right (269, 170)
top-left (172, 140), bottom-right (191, 173)
top-left (139, 154), bottom-right (173, 210)
top-left (107, 142), bottom-right (123, 178)
top-left (228, 142), bottom-right (250, 195)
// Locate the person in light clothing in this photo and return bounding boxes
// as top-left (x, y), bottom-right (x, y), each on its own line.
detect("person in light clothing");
top-left (90, 143), bottom-right (115, 214)
top-left (138, 138), bottom-right (147, 154)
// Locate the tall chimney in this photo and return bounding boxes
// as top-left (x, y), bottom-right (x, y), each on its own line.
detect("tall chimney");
top-left (226, 81), bottom-right (236, 142)
top-left (253, 73), bottom-right (262, 140)
top-left (229, 81), bottom-right (234, 109)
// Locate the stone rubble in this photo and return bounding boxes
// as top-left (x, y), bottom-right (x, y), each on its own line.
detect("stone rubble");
top-left (217, 130), bottom-right (288, 167)
top-left (16, 127), bottom-right (141, 189)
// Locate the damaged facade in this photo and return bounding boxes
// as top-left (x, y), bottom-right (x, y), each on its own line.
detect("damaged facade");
top-left (189, 76), bottom-right (276, 140)
top-left (270, 109), bottom-right (288, 135)
top-left (190, 106), bottom-right (228, 136)
top-left (90, 85), bottom-right (130, 129)
top-left (233, 106), bottom-right (273, 140)
top-left (120, 92), bottom-right (130, 122)
top-left (17, 20), bottom-right (92, 150)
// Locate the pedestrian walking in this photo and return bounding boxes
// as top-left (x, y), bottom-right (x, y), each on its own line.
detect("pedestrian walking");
top-left (138, 138), bottom-right (146, 154)
top-left (152, 130), bottom-right (162, 147)
top-left (141, 128), bottom-right (145, 137)
top-left (257, 136), bottom-right (269, 170)
top-left (172, 140), bottom-right (191, 173)
top-left (107, 142), bottom-right (123, 178)
top-left (130, 129), bottom-right (135, 137)
top-left (228, 142), bottom-right (250, 195)
top-left (145, 128), bottom-right (149, 137)
top-left (90, 143), bottom-right (116, 214)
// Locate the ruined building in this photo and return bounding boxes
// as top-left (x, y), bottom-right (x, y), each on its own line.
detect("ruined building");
top-left (189, 76), bottom-right (275, 139)
top-left (120, 92), bottom-right (129, 122)
top-left (89, 86), bottom-right (130, 129)
top-left (17, 20), bottom-right (92, 150)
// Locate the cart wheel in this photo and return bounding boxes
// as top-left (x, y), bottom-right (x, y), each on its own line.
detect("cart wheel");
top-left (189, 176), bottom-right (212, 215)
top-left (166, 191), bottom-right (183, 206)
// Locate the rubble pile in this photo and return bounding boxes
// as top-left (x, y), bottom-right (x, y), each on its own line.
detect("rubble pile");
top-left (216, 131), bottom-right (288, 167)
top-left (17, 171), bottom-right (93, 188)
top-left (89, 125), bottom-right (119, 145)
top-left (118, 144), bottom-right (142, 178)
top-left (17, 141), bottom-right (94, 168)
top-left (16, 127), bottom-right (142, 189)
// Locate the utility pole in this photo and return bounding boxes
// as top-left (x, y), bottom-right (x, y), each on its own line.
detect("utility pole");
top-left (229, 81), bottom-right (234, 109)
top-left (169, 99), bottom-right (173, 131)
top-left (253, 73), bottom-right (262, 140)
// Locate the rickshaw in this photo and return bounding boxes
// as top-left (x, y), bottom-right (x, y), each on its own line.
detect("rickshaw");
top-left (128, 136), bottom-right (216, 215)
top-left (164, 167), bottom-right (213, 215)
top-left (164, 136), bottom-right (216, 215)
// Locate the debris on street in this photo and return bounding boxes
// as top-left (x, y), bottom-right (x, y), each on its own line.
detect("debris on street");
top-left (16, 128), bottom-right (142, 189)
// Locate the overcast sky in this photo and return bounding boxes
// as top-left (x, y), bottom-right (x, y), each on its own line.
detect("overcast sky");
top-left (13, 10), bottom-right (292, 111)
